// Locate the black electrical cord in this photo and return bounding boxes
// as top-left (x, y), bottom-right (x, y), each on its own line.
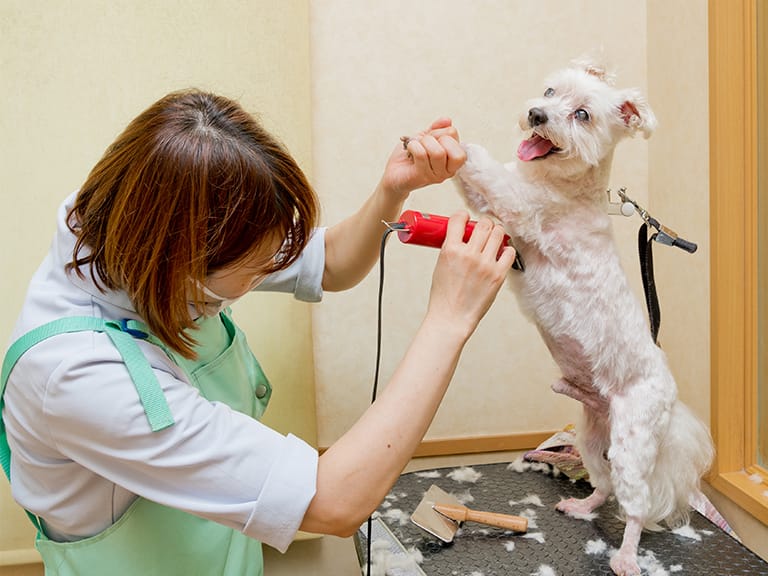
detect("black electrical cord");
top-left (365, 224), bottom-right (400, 576)
top-left (371, 226), bottom-right (398, 404)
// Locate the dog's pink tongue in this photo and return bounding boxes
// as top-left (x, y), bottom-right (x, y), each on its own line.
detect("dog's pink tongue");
top-left (518, 134), bottom-right (555, 161)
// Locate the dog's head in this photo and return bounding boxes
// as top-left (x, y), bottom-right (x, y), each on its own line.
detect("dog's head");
top-left (516, 57), bottom-right (656, 177)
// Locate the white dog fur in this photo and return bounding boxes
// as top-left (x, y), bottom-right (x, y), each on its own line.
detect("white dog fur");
top-left (455, 58), bottom-right (714, 576)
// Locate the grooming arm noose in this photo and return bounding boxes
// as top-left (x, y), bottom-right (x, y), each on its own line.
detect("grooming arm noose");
top-left (608, 188), bottom-right (697, 344)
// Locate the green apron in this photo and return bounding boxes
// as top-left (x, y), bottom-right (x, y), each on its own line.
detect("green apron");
top-left (0, 311), bottom-right (272, 575)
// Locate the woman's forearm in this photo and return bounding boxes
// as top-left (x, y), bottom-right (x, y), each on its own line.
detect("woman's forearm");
top-left (322, 181), bottom-right (406, 292)
top-left (299, 313), bottom-right (470, 536)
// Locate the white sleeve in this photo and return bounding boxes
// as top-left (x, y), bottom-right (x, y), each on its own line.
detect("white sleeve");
top-left (40, 334), bottom-right (318, 552)
top-left (256, 228), bottom-right (326, 302)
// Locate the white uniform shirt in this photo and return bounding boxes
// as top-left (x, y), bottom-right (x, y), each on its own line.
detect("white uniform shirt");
top-left (3, 192), bottom-right (325, 553)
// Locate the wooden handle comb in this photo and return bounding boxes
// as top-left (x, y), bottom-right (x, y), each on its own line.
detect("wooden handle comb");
top-left (432, 503), bottom-right (528, 532)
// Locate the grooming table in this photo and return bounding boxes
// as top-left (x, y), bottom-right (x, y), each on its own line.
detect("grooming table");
top-left (356, 462), bottom-right (768, 575)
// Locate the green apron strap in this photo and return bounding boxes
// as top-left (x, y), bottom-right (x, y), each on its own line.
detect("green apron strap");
top-left (99, 321), bottom-right (175, 432)
top-left (1, 316), bottom-right (175, 482)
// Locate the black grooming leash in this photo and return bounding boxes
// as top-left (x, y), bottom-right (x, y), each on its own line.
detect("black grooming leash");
top-left (611, 188), bottom-right (697, 344)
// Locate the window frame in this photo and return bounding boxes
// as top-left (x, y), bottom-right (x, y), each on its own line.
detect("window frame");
top-left (709, 0), bottom-right (768, 524)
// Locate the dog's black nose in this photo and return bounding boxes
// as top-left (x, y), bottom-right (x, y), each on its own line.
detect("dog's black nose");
top-left (528, 107), bottom-right (548, 127)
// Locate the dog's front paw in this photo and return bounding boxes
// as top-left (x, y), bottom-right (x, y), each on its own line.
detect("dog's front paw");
top-left (461, 143), bottom-right (494, 173)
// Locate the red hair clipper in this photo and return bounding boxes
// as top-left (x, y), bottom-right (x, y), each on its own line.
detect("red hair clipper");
top-left (391, 210), bottom-right (524, 271)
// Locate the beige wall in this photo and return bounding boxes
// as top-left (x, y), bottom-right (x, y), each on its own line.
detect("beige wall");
top-left (0, 0), bottom-right (316, 569)
top-left (646, 0), bottom-right (711, 423)
top-left (310, 0), bottom-right (653, 446)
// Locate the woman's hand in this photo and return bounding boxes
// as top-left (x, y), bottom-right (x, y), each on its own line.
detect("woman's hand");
top-left (426, 211), bottom-right (516, 340)
top-left (379, 118), bottom-right (467, 199)
top-left (322, 119), bottom-right (467, 292)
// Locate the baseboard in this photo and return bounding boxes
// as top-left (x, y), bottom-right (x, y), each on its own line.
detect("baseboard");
top-left (319, 431), bottom-right (554, 457)
top-left (411, 431), bottom-right (554, 457)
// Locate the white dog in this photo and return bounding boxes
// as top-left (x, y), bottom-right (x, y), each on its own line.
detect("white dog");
top-left (455, 58), bottom-right (714, 576)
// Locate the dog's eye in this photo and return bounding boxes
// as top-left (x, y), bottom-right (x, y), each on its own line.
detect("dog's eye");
top-left (574, 109), bottom-right (590, 122)
top-left (544, 88), bottom-right (555, 97)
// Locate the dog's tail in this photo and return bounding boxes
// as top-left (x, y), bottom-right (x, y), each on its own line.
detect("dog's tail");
top-left (645, 400), bottom-right (714, 530)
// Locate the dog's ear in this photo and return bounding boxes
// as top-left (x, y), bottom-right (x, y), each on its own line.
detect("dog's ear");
top-left (619, 91), bottom-right (657, 139)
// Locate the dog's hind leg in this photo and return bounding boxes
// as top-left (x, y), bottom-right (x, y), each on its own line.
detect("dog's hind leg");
top-left (610, 517), bottom-right (643, 576)
top-left (556, 406), bottom-right (612, 516)
top-left (605, 391), bottom-right (671, 576)
top-left (556, 487), bottom-right (608, 516)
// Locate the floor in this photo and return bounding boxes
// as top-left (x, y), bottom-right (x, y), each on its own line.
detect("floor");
top-left (263, 450), bottom-right (768, 576)
top-left (357, 460), bottom-right (768, 575)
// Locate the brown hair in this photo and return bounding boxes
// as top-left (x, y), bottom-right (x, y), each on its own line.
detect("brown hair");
top-left (67, 89), bottom-right (319, 358)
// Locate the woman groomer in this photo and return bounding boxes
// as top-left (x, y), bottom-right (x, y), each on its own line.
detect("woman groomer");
top-left (0, 90), bottom-right (515, 575)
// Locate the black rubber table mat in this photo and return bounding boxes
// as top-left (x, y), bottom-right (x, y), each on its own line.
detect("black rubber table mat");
top-left (359, 461), bottom-right (768, 575)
